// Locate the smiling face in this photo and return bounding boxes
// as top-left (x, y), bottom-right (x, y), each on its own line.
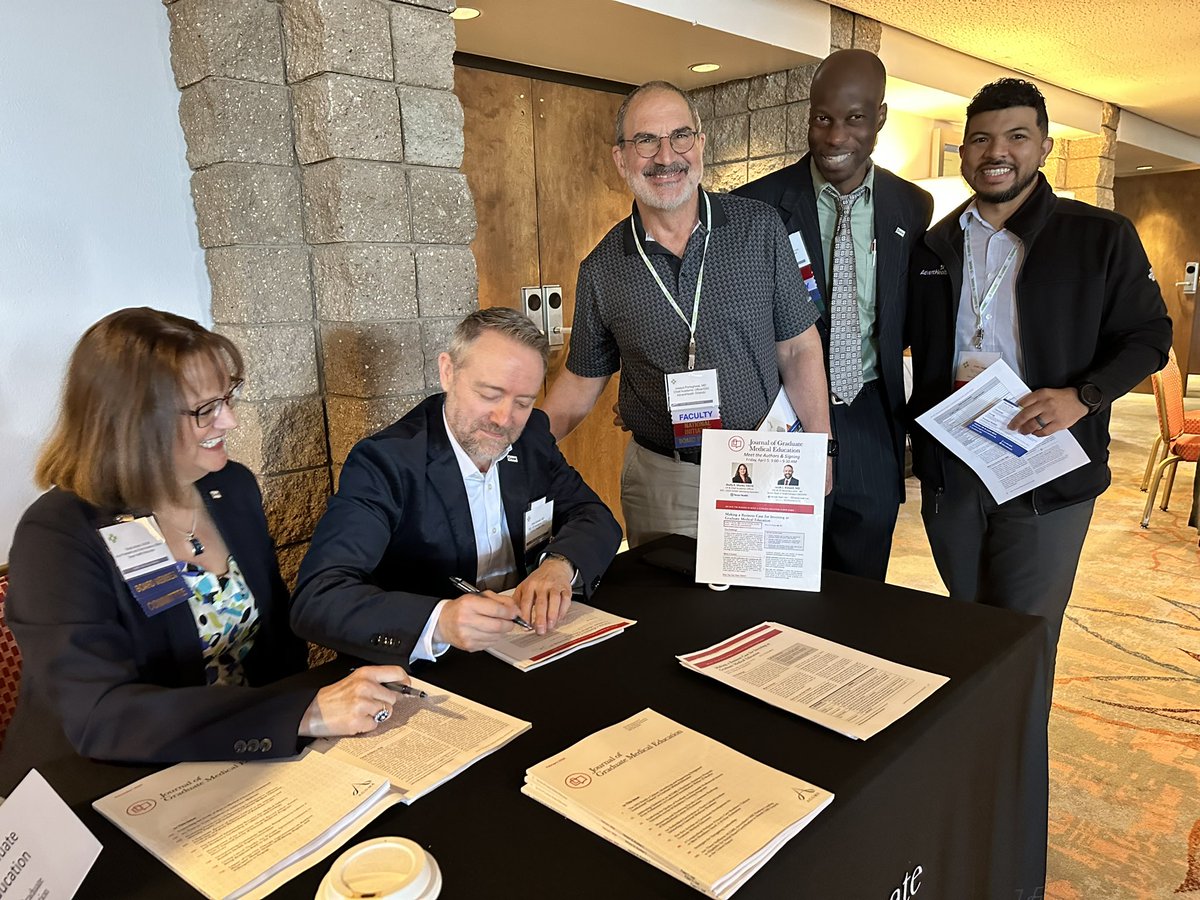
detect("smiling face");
top-left (783, 465), bottom-right (794, 480)
top-left (439, 329), bottom-right (545, 470)
top-left (808, 71), bottom-right (886, 194)
top-left (960, 105), bottom-right (1053, 208)
top-left (612, 88), bottom-right (705, 213)
top-left (173, 360), bottom-right (238, 488)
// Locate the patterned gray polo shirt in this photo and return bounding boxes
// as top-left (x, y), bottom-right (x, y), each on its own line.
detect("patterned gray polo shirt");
top-left (567, 189), bottom-right (819, 458)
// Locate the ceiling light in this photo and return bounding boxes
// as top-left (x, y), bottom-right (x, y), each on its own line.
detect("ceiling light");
top-left (688, 63), bottom-right (721, 74)
top-left (450, 7), bottom-right (481, 20)
top-left (1136, 165), bottom-right (1153, 171)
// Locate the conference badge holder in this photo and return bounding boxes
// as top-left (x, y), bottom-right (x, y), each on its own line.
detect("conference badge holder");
top-left (666, 369), bottom-right (721, 450)
top-left (98, 516), bottom-right (191, 617)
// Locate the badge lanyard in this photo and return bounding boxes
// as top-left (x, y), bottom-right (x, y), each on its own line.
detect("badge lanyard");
top-left (630, 190), bottom-right (712, 370)
top-left (964, 216), bottom-right (1019, 350)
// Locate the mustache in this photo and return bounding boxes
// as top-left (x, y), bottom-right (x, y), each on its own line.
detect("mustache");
top-left (641, 161), bottom-right (689, 177)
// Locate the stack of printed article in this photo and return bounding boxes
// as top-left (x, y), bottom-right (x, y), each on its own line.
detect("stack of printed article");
top-left (93, 678), bottom-right (528, 900)
top-left (486, 600), bottom-right (635, 671)
top-left (678, 623), bottom-right (949, 740)
top-left (523, 708), bottom-right (833, 898)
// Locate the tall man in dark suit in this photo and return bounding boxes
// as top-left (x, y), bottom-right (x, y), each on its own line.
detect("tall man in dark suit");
top-left (736, 49), bottom-right (933, 581)
top-left (292, 308), bottom-right (622, 664)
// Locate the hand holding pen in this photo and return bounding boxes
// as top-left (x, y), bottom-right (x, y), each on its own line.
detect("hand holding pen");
top-left (449, 576), bottom-right (533, 630)
top-left (431, 576), bottom-right (531, 652)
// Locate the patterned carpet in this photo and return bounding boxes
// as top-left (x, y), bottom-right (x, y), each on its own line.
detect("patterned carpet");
top-left (888, 390), bottom-right (1200, 899)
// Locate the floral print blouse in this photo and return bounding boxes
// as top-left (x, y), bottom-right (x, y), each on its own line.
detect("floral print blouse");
top-left (177, 555), bottom-right (260, 686)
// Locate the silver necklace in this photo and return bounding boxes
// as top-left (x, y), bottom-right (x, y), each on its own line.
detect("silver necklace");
top-left (160, 504), bottom-right (204, 556)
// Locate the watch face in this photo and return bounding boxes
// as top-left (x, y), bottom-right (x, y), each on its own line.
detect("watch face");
top-left (1080, 383), bottom-right (1102, 407)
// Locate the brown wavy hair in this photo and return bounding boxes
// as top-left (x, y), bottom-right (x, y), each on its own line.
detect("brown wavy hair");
top-left (35, 307), bottom-right (244, 510)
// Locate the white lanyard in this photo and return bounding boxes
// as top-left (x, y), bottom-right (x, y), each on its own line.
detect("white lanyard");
top-left (964, 216), bottom-right (1019, 350)
top-left (630, 190), bottom-right (712, 370)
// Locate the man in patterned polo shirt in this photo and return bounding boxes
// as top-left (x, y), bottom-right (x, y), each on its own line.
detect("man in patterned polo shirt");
top-left (543, 80), bottom-right (831, 547)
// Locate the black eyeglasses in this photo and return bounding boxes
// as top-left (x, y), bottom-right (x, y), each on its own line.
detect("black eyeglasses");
top-left (618, 127), bottom-right (700, 159)
top-left (180, 378), bottom-right (244, 428)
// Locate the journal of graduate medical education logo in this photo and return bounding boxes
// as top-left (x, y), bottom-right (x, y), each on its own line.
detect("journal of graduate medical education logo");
top-left (727, 435), bottom-right (745, 452)
top-left (126, 799), bottom-right (157, 816)
top-left (565, 773), bottom-right (592, 789)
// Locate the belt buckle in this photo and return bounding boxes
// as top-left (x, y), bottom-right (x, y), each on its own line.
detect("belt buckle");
top-left (830, 393), bottom-right (846, 406)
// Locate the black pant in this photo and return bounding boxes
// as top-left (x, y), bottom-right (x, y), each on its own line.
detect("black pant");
top-left (824, 380), bottom-right (902, 582)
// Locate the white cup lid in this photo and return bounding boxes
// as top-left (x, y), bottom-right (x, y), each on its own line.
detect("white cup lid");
top-left (318, 837), bottom-right (440, 900)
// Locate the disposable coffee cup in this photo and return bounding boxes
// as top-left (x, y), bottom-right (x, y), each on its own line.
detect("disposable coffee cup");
top-left (317, 837), bottom-right (442, 900)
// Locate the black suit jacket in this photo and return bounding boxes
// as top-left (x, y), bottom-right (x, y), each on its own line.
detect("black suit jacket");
top-left (0, 463), bottom-right (314, 793)
top-left (291, 394), bottom-right (622, 663)
top-left (735, 155), bottom-right (934, 481)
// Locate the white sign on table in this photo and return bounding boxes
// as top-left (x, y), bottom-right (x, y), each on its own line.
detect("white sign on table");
top-left (695, 428), bottom-right (826, 591)
top-left (0, 769), bottom-right (102, 899)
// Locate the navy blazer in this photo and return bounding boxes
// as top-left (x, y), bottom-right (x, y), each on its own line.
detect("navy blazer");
top-left (0, 463), bottom-right (313, 794)
top-left (735, 155), bottom-right (934, 481)
top-left (291, 394), bottom-right (622, 663)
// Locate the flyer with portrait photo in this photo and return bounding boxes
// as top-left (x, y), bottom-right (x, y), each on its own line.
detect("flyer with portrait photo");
top-left (695, 429), bottom-right (827, 591)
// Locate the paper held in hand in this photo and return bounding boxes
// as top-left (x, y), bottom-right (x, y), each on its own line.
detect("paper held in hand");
top-left (523, 708), bottom-right (833, 899)
top-left (695, 428), bottom-right (826, 591)
top-left (914, 359), bottom-right (1089, 504)
top-left (94, 677), bottom-right (529, 900)
top-left (678, 623), bottom-right (948, 740)
top-left (486, 600), bottom-right (636, 671)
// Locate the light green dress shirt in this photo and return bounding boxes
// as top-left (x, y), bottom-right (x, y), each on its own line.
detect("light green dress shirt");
top-left (812, 158), bottom-right (879, 382)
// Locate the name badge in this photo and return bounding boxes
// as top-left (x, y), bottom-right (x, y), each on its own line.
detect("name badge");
top-left (98, 518), bottom-right (191, 617)
top-left (788, 230), bottom-right (824, 310)
top-left (954, 351), bottom-right (1002, 389)
top-left (666, 369), bottom-right (721, 450)
top-left (524, 497), bottom-right (555, 554)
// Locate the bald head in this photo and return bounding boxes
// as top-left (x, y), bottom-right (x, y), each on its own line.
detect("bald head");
top-left (812, 49), bottom-right (886, 108)
top-left (807, 49), bottom-right (888, 193)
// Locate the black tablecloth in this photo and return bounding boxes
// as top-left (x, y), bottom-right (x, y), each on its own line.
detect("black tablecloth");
top-left (43, 536), bottom-right (1049, 899)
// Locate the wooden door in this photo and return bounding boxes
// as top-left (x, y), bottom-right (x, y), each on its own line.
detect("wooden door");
top-left (529, 79), bottom-right (631, 526)
top-left (456, 66), bottom-right (632, 530)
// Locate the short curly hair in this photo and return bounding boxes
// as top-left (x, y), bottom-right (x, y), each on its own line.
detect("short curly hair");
top-left (966, 78), bottom-right (1049, 135)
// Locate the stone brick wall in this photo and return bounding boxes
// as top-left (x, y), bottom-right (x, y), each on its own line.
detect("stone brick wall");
top-left (692, 8), bottom-right (880, 194)
top-left (1056, 103), bottom-right (1120, 209)
top-left (165, 0), bottom-right (476, 584)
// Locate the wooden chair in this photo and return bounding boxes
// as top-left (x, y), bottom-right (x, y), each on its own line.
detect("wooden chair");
top-left (1142, 350), bottom-right (1200, 528)
top-left (0, 564), bottom-right (21, 749)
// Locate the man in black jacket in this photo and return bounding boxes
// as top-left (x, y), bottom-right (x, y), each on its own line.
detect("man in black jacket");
top-left (907, 79), bottom-right (1171, 699)
top-left (736, 49), bottom-right (933, 581)
top-left (292, 308), bottom-right (621, 664)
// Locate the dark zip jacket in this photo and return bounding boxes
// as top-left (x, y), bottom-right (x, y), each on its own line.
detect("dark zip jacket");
top-left (906, 173), bottom-right (1171, 513)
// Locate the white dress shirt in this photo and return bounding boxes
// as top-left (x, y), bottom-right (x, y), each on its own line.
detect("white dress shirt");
top-left (955, 203), bottom-right (1026, 379)
top-left (410, 411), bottom-right (517, 663)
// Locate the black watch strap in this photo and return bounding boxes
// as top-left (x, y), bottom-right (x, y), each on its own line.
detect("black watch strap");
top-left (827, 439), bottom-right (839, 458)
top-left (1076, 382), bottom-right (1103, 416)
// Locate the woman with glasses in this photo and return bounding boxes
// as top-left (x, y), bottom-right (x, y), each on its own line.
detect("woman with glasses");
top-left (0, 308), bottom-right (408, 792)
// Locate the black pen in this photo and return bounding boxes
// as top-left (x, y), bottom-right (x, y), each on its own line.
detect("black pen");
top-left (449, 576), bottom-right (534, 631)
top-left (387, 682), bottom-right (428, 699)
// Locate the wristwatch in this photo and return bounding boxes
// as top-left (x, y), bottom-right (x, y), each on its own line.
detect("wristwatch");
top-left (1076, 382), bottom-right (1103, 416)
top-left (827, 439), bottom-right (839, 458)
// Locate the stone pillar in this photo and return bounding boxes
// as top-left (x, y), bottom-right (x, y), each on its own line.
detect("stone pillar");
top-left (693, 9), bottom-right (880, 193)
top-left (165, 0), bottom-right (477, 585)
top-left (1058, 103), bottom-right (1119, 210)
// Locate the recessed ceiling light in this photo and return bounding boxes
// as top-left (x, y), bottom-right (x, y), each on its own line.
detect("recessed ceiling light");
top-left (1136, 165), bottom-right (1153, 171)
top-left (689, 63), bottom-right (721, 74)
top-left (451, 7), bottom-right (482, 20)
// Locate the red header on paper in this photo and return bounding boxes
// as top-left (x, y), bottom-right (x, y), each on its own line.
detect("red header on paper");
top-left (715, 500), bottom-right (814, 514)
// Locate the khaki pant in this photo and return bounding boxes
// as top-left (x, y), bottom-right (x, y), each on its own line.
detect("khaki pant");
top-left (620, 441), bottom-right (701, 548)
